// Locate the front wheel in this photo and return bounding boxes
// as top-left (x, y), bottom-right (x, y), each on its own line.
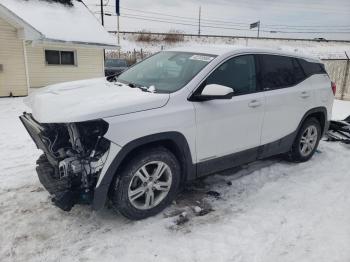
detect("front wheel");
top-left (110, 147), bottom-right (181, 220)
top-left (289, 117), bottom-right (321, 162)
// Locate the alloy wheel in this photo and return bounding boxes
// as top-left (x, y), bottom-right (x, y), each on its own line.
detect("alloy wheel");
top-left (299, 125), bottom-right (318, 157)
top-left (128, 161), bottom-right (172, 210)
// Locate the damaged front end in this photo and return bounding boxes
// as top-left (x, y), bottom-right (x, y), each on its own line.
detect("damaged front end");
top-left (20, 113), bottom-right (110, 211)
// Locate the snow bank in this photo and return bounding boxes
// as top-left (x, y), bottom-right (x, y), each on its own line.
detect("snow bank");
top-left (333, 99), bottom-right (350, 120)
top-left (0, 98), bottom-right (350, 262)
top-left (117, 33), bottom-right (350, 60)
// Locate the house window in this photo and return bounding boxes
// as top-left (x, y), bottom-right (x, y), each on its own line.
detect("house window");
top-left (45, 50), bottom-right (76, 65)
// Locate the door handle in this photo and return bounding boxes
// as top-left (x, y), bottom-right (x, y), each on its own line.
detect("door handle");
top-left (248, 100), bottom-right (262, 108)
top-left (300, 91), bottom-right (310, 98)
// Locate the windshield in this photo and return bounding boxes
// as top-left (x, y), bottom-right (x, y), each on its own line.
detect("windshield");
top-left (117, 51), bottom-right (216, 93)
top-left (105, 59), bottom-right (127, 67)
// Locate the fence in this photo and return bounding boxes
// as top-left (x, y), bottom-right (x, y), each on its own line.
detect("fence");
top-left (106, 31), bottom-right (350, 100)
top-left (106, 49), bottom-right (152, 65)
top-left (323, 56), bottom-right (350, 100)
top-left (106, 52), bottom-right (350, 101)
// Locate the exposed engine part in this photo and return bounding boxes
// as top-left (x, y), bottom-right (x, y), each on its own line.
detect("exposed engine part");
top-left (58, 157), bottom-right (82, 179)
top-left (20, 113), bottom-right (110, 211)
top-left (67, 123), bottom-right (84, 154)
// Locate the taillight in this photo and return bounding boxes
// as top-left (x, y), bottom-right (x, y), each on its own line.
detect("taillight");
top-left (331, 82), bottom-right (336, 96)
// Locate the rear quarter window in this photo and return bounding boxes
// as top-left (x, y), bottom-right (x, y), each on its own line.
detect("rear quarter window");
top-left (298, 59), bottom-right (326, 76)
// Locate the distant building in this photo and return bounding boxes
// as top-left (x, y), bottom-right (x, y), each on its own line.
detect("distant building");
top-left (0, 0), bottom-right (116, 97)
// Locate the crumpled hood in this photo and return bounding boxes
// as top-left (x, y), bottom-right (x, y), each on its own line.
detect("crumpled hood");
top-left (25, 78), bottom-right (170, 123)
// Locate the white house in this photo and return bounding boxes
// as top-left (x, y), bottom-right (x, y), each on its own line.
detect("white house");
top-left (0, 0), bottom-right (116, 97)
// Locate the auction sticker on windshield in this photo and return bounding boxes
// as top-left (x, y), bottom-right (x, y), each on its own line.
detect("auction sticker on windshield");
top-left (189, 55), bottom-right (215, 62)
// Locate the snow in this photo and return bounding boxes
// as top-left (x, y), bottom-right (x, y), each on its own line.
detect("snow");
top-left (25, 78), bottom-right (169, 123)
top-left (117, 33), bottom-right (350, 60)
top-left (0, 98), bottom-right (350, 262)
top-left (0, 0), bottom-right (116, 47)
top-left (333, 99), bottom-right (350, 120)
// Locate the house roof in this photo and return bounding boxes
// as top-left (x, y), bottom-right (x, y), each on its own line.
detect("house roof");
top-left (0, 0), bottom-right (116, 48)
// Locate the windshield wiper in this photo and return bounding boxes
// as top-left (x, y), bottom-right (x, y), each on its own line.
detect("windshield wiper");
top-left (127, 82), bottom-right (154, 93)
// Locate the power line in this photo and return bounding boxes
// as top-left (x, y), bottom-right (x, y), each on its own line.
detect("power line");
top-left (96, 5), bottom-right (350, 30)
top-left (89, 3), bottom-right (350, 36)
top-left (113, 14), bottom-right (350, 34)
top-left (103, 12), bottom-right (350, 33)
top-left (97, 3), bottom-right (350, 15)
top-left (120, 7), bottom-right (249, 25)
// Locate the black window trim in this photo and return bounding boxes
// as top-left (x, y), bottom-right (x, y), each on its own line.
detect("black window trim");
top-left (256, 54), bottom-right (326, 91)
top-left (188, 52), bottom-right (327, 101)
top-left (44, 49), bottom-right (77, 66)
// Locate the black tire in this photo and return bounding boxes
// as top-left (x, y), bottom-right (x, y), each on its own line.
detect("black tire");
top-left (110, 147), bottom-right (181, 220)
top-left (289, 117), bottom-right (322, 162)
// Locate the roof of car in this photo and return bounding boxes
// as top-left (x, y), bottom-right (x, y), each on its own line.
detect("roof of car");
top-left (166, 45), bottom-right (321, 63)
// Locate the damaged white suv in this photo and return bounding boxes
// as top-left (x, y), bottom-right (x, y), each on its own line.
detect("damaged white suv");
top-left (20, 46), bottom-right (334, 220)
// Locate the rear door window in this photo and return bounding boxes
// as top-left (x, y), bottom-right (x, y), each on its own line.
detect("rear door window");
top-left (258, 54), bottom-right (296, 90)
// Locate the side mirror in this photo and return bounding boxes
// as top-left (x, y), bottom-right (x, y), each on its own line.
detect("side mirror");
top-left (191, 84), bottom-right (234, 101)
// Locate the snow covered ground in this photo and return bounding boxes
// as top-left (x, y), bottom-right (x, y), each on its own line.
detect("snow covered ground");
top-left (0, 98), bottom-right (349, 262)
top-left (117, 33), bottom-right (350, 60)
top-left (333, 99), bottom-right (350, 120)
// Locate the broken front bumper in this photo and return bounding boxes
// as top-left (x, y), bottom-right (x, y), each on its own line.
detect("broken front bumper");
top-left (20, 113), bottom-right (121, 211)
top-left (20, 113), bottom-right (79, 210)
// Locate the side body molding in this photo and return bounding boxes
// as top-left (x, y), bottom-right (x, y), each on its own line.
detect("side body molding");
top-left (92, 131), bottom-right (195, 210)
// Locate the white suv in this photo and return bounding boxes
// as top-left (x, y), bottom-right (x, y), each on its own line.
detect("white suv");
top-left (20, 46), bottom-right (335, 220)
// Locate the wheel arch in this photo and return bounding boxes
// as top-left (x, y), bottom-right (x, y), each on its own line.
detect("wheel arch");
top-left (298, 107), bottom-right (328, 136)
top-left (92, 132), bottom-right (195, 210)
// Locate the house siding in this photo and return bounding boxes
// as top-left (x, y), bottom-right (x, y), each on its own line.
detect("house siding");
top-left (26, 44), bottom-right (104, 88)
top-left (0, 17), bottom-right (28, 97)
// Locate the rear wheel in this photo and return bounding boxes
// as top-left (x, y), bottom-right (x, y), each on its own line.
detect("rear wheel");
top-left (289, 117), bottom-right (321, 162)
top-left (110, 147), bottom-right (181, 220)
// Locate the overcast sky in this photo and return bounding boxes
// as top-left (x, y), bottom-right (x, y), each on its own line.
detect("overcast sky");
top-left (85, 0), bottom-right (350, 40)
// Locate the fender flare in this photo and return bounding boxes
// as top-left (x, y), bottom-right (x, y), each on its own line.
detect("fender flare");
top-left (92, 131), bottom-right (195, 210)
top-left (297, 106), bottom-right (328, 136)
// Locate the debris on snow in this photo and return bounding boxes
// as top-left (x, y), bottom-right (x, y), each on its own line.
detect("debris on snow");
top-left (193, 206), bottom-right (202, 214)
top-left (206, 190), bottom-right (221, 199)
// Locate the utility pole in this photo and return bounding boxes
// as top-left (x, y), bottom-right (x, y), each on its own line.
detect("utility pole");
top-left (117, 15), bottom-right (120, 46)
top-left (116, 0), bottom-right (121, 56)
top-left (341, 51), bottom-right (349, 100)
top-left (257, 21), bottom-right (260, 38)
top-left (100, 0), bottom-right (104, 26)
top-left (198, 6), bottom-right (201, 36)
top-left (100, 0), bottom-right (105, 62)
